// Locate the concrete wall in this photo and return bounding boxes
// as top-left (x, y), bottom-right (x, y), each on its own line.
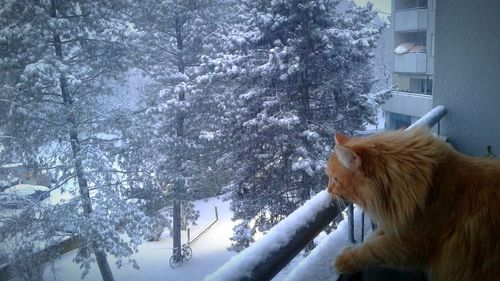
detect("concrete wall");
top-left (433, 0), bottom-right (500, 156)
top-left (394, 52), bottom-right (427, 73)
top-left (394, 8), bottom-right (428, 32)
top-left (383, 91), bottom-right (433, 117)
top-left (393, 74), bottom-right (410, 91)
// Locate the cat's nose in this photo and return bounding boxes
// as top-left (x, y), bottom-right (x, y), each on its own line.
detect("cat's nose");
top-left (328, 188), bottom-right (344, 200)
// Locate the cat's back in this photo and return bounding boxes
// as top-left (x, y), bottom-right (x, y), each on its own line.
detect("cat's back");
top-left (430, 151), bottom-right (500, 281)
top-left (439, 152), bottom-right (500, 208)
top-left (433, 148), bottom-right (500, 227)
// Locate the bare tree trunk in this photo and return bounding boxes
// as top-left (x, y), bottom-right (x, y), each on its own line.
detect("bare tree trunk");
top-left (172, 13), bottom-right (186, 261)
top-left (172, 197), bottom-right (182, 259)
top-left (50, 1), bottom-right (115, 280)
top-left (297, 11), bottom-right (313, 204)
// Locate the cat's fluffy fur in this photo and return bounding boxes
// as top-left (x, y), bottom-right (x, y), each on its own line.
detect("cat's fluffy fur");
top-left (326, 127), bottom-right (500, 281)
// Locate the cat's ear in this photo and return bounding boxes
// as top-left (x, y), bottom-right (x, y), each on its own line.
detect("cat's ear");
top-left (334, 133), bottom-right (349, 145)
top-left (335, 144), bottom-right (361, 170)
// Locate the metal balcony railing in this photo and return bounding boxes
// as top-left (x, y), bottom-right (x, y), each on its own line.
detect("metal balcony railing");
top-left (394, 52), bottom-right (427, 73)
top-left (205, 105), bottom-right (447, 281)
top-left (394, 8), bottom-right (429, 32)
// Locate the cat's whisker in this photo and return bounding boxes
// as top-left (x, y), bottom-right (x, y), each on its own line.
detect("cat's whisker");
top-left (339, 198), bottom-right (348, 210)
top-left (334, 197), bottom-right (348, 216)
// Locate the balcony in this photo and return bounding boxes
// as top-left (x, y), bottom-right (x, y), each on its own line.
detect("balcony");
top-left (394, 8), bottom-right (428, 32)
top-left (394, 52), bottom-right (427, 73)
top-left (205, 106), bottom-right (447, 281)
top-left (382, 91), bottom-right (432, 118)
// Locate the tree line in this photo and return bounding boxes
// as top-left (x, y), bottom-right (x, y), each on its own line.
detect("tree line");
top-left (0, 0), bottom-right (386, 280)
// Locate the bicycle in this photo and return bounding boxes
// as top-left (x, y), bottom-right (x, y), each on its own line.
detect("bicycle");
top-left (169, 244), bottom-right (192, 268)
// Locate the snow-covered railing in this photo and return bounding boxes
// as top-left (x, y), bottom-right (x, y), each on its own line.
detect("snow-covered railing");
top-left (206, 106), bottom-right (447, 281)
top-left (407, 105), bottom-right (447, 132)
top-left (204, 191), bottom-right (340, 281)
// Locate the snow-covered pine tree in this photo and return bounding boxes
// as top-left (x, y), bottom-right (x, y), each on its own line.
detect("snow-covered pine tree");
top-left (209, 0), bottom-right (386, 250)
top-left (128, 0), bottom-right (233, 260)
top-left (0, 1), bottom-right (154, 280)
top-left (0, 192), bottom-right (69, 281)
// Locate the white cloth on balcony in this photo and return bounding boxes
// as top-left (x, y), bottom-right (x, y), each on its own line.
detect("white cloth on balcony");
top-left (394, 42), bottom-right (416, 54)
top-left (409, 45), bottom-right (427, 53)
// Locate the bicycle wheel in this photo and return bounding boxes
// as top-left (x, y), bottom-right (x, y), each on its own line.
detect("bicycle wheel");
top-left (169, 254), bottom-right (183, 268)
top-left (183, 246), bottom-right (192, 261)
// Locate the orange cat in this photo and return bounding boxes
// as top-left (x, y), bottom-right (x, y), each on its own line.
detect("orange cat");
top-left (326, 127), bottom-right (500, 281)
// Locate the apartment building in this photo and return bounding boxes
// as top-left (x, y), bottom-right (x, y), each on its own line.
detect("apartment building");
top-left (383, 0), bottom-right (436, 129)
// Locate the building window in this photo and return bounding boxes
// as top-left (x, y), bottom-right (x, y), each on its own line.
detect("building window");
top-left (426, 78), bottom-right (433, 94)
top-left (395, 0), bottom-right (428, 11)
top-left (388, 113), bottom-right (412, 130)
top-left (431, 33), bottom-right (435, 56)
top-left (417, 0), bottom-right (428, 9)
top-left (409, 78), bottom-right (433, 95)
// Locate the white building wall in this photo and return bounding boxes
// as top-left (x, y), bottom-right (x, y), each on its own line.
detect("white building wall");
top-left (433, 0), bottom-right (500, 156)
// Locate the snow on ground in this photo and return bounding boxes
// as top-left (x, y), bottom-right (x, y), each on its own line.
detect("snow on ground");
top-left (43, 196), bottom-right (238, 281)
top-left (4, 184), bottom-right (48, 196)
top-left (0, 163), bottom-right (23, 169)
top-left (3, 183), bottom-right (73, 205)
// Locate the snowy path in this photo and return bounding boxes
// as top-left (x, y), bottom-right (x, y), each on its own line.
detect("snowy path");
top-left (43, 196), bottom-right (238, 281)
